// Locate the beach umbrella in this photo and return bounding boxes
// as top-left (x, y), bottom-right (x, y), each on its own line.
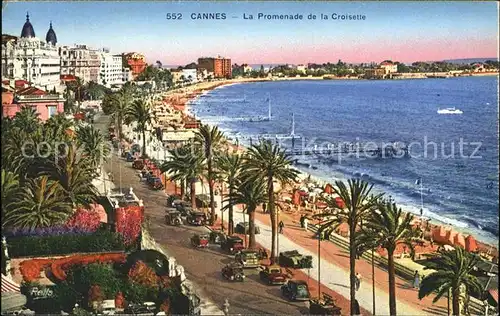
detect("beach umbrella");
top-left (335, 197), bottom-right (345, 209)
top-left (453, 233), bottom-right (466, 248)
top-left (90, 203), bottom-right (108, 223)
top-left (324, 183), bottom-right (334, 194)
top-left (465, 235), bottom-right (478, 252)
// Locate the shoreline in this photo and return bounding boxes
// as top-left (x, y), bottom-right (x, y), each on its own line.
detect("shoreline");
top-left (159, 79), bottom-right (499, 259)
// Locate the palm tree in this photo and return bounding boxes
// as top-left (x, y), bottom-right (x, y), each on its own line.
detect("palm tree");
top-left (215, 152), bottom-right (243, 235)
top-left (160, 146), bottom-right (204, 207)
top-left (45, 113), bottom-right (74, 140)
top-left (314, 179), bottom-right (382, 315)
top-left (244, 140), bottom-right (299, 262)
top-left (102, 88), bottom-right (133, 141)
top-left (195, 124), bottom-right (224, 224)
top-left (4, 176), bottom-right (73, 229)
top-left (46, 145), bottom-right (98, 207)
top-left (419, 247), bottom-right (483, 316)
top-left (357, 200), bottom-right (415, 316)
top-left (126, 99), bottom-right (154, 157)
top-left (1, 170), bottom-right (19, 226)
top-left (76, 125), bottom-right (110, 171)
top-left (11, 106), bottom-right (40, 134)
top-left (224, 177), bottom-right (267, 249)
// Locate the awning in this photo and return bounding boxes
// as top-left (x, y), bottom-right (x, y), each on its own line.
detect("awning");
top-left (1, 274), bottom-right (20, 293)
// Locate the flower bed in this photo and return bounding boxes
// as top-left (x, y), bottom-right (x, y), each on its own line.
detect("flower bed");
top-left (116, 206), bottom-right (143, 245)
top-left (7, 230), bottom-right (127, 258)
top-left (19, 253), bottom-right (127, 282)
top-left (5, 208), bottom-right (102, 237)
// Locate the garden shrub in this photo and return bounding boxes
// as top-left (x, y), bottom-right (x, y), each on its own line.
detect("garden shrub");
top-left (116, 206), bottom-right (143, 245)
top-left (7, 230), bottom-right (127, 257)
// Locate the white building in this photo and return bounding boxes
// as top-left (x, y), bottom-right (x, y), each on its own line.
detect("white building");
top-left (181, 69), bottom-right (197, 83)
top-left (296, 64), bottom-right (307, 73)
top-left (379, 61), bottom-right (398, 74)
top-left (59, 44), bottom-right (101, 83)
top-left (1, 14), bottom-right (61, 91)
top-left (99, 51), bottom-right (130, 88)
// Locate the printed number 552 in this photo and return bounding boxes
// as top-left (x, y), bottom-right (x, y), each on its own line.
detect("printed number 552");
top-left (166, 13), bottom-right (182, 20)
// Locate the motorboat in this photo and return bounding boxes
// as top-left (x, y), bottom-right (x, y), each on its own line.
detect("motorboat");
top-left (437, 107), bottom-right (463, 114)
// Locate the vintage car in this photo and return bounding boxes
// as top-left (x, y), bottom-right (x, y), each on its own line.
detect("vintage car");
top-left (220, 235), bottom-right (245, 254)
top-left (209, 230), bottom-right (225, 244)
top-left (259, 265), bottom-right (289, 285)
top-left (148, 177), bottom-right (164, 190)
top-left (235, 222), bottom-right (261, 235)
top-left (195, 194), bottom-right (218, 208)
top-left (191, 233), bottom-right (209, 248)
top-left (165, 208), bottom-right (183, 226)
top-left (132, 159), bottom-right (145, 169)
top-left (221, 262), bottom-right (245, 282)
top-left (235, 249), bottom-right (261, 268)
top-left (279, 250), bottom-right (313, 269)
top-left (126, 152), bottom-right (137, 162)
top-left (176, 204), bottom-right (194, 217)
top-left (309, 293), bottom-right (342, 315)
top-left (186, 211), bottom-right (207, 226)
top-left (281, 280), bottom-right (311, 301)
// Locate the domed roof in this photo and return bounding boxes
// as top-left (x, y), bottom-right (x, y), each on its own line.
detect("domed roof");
top-left (21, 13), bottom-right (36, 38)
top-left (45, 22), bottom-right (57, 45)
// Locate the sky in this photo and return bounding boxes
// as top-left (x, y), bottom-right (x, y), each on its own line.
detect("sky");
top-left (2, 1), bottom-right (499, 65)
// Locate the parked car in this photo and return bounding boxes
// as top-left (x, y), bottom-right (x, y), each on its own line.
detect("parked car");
top-left (209, 230), bottom-right (225, 244)
top-left (148, 177), bottom-right (164, 190)
top-left (132, 159), bottom-right (145, 169)
top-left (220, 235), bottom-right (245, 254)
top-left (221, 262), bottom-right (245, 282)
top-left (235, 222), bottom-right (260, 235)
top-left (309, 293), bottom-right (342, 315)
top-left (235, 249), bottom-right (261, 268)
top-left (191, 233), bottom-right (209, 248)
top-left (176, 204), bottom-right (194, 217)
top-left (279, 250), bottom-right (313, 269)
top-left (165, 209), bottom-right (183, 226)
top-left (186, 211), bottom-right (207, 226)
top-left (195, 194), bottom-right (218, 208)
top-left (281, 280), bottom-right (311, 301)
top-left (259, 265), bottom-right (289, 285)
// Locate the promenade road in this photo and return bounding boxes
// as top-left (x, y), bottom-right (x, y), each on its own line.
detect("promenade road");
top-left (96, 116), bottom-right (308, 315)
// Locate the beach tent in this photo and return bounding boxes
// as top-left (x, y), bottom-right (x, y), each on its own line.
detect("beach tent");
top-left (445, 229), bottom-right (458, 246)
top-left (432, 226), bottom-right (447, 244)
top-left (324, 183), bottom-right (334, 194)
top-left (292, 190), bottom-right (301, 206)
top-left (453, 233), bottom-right (466, 248)
top-left (465, 235), bottom-right (478, 252)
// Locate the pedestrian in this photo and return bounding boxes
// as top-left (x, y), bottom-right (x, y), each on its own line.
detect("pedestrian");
top-left (278, 220), bottom-right (285, 234)
top-left (262, 203), bottom-right (267, 213)
top-left (299, 215), bottom-right (305, 228)
top-left (303, 217), bottom-right (309, 231)
top-left (354, 272), bottom-right (362, 291)
top-left (413, 270), bottom-right (420, 289)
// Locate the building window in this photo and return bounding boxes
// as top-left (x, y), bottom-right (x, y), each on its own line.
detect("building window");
top-left (47, 106), bottom-right (57, 118)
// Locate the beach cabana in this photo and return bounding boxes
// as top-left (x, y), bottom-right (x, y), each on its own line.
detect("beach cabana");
top-left (453, 233), bottom-right (466, 248)
top-left (324, 183), bottom-right (334, 194)
top-left (465, 235), bottom-right (478, 252)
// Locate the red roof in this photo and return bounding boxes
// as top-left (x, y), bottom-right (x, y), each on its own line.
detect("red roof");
top-left (2, 79), bottom-right (30, 88)
top-left (16, 86), bottom-right (47, 96)
top-left (380, 61), bottom-right (394, 66)
top-left (60, 74), bottom-right (77, 81)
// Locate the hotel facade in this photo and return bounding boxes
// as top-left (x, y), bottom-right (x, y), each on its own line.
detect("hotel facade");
top-left (197, 56), bottom-right (232, 78)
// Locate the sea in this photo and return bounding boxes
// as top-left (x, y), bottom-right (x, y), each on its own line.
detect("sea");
top-left (189, 76), bottom-right (499, 245)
